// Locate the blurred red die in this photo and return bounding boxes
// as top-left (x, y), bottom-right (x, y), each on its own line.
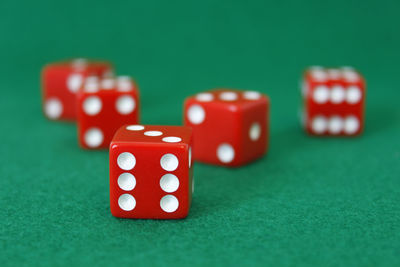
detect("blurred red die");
top-left (77, 76), bottom-right (140, 149)
top-left (300, 66), bottom-right (366, 136)
top-left (41, 58), bottom-right (112, 120)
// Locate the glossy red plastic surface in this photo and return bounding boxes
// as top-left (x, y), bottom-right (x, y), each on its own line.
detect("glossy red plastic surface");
top-left (41, 59), bottom-right (112, 120)
top-left (184, 89), bottom-right (269, 167)
top-left (77, 76), bottom-right (140, 149)
top-left (301, 67), bottom-right (366, 136)
top-left (110, 125), bottom-right (193, 219)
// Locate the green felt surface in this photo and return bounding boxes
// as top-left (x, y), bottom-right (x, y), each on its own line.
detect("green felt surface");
top-left (1, 0), bottom-right (400, 266)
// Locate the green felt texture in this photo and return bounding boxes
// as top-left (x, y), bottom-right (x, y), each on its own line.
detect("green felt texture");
top-left (1, 0), bottom-right (400, 266)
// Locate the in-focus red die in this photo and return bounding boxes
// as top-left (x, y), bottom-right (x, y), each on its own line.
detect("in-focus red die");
top-left (109, 125), bottom-right (193, 219)
top-left (184, 89), bottom-right (269, 167)
top-left (77, 76), bottom-right (140, 149)
top-left (300, 66), bottom-right (366, 136)
top-left (41, 58), bottom-right (112, 120)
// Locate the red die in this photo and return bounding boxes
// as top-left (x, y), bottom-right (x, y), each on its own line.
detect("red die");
top-left (77, 76), bottom-right (140, 149)
top-left (184, 89), bottom-right (269, 167)
top-left (41, 58), bottom-right (112, 120)
top-left (301, 66), bottom-right (366, 136)
top-left (109, 125), bottom-right (193, 219)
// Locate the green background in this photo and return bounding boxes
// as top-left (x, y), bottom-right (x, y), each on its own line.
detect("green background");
top-left (1, 0), bottom-right (399, 266)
